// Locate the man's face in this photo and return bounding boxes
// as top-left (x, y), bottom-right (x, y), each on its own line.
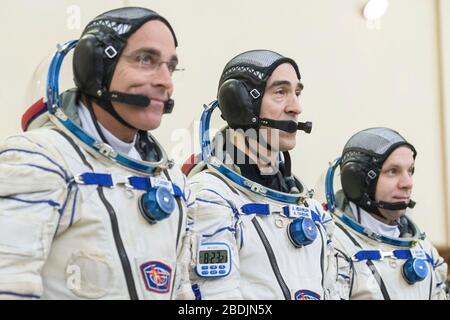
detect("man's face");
top-left (109, 20), bottom-right (177, 130)
top-left (375, 146), bottom-right (415, 220)
top-left (259, 63), bottom-right (303, 151)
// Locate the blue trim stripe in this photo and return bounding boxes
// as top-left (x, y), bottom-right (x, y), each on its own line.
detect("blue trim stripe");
top-left (23, 163), bottom-right (68, 181)
top-left (181, 175), bottom-right (188, 200)
top-left (241, 203), bottom-right (270, 215)
top-left (203, 189), bottom-right (235, 209)
top-left (354, 250), bottom-right (382, 261)
top-left (202, 226), bottom-right (236, 238)
top-left (338, 273), bottom-right (351, 280)
top-left (53, 180), bottom-right (75, 235)
top-left (0, 196), bottom-right (60, 210)
top-left (199, 101), bottom-right (218, 161)
top-left (353, 249), bottom-right (434, 264)
top-left (239, 222), bottom-right (244, 249)
top-left (128, 176), bottom-right (152, 189)
top-left (59, 117), bottom-right (160, 174)
top-left (0, 148), bottom-right (68, 181)
top-left (15, 163), bottom-right (66, 181)
top-left (393, 250), bottom-right (433, 264)
top-left (325, 157), bottom-right (341, 212)
top-left (242, 203), bottom-right (323, 223)
top-left (196, 198), bottom-right (231, 209)
top-left (185, 189), bottom-right (192, 204)
top-left (58, 181), bottom-right (73, 216)
top-left (80, 172), bottom-right (113, 187)
top-left (0, 291), bottom-right (40, 299)
top-left (69, 186), bottom-right (79, 227)
top-left (213, 163), bottom-right (302, 204)
top-left (77, 173), bottom-right (185, 199)
top-left (191, 284), bottom-right (202, 301)
top-left (186, 201), bottom-right (196, 208)
top-left (338, 213), bottom-right (417, 247)
top-left (9, 135), bottom-right (47, 151)
top-left (172, 184), bottom-right (185, 200)
top-left (203, 188), bottom-right (240, 219)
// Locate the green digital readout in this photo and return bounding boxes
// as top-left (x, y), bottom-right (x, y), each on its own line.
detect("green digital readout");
top-left (198, 250), bottom-right (228, 264)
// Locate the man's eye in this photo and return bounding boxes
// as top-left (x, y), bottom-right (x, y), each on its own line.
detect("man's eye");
top-left (275, 89), bottom-right (286, 95)
top-left (167, 61), bottom-right (178, 73)
top-left (387, 168), bottom-right (397, 175)
top-left (136, 54), bottom-right (154, 65)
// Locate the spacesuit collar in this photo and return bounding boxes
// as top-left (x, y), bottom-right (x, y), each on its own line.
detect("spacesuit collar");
top-left (334, 190), bottom-right (425, 246)
top-left (59, 89), bottom-right (83, 126)
top-left (207, 156), bottom-right (310, 204)
top-left (46, 89), bottom-right (170, 173)
top-left (349, 202), bottom-right (400, 238)
top-left (77, 102), bottom-right (140, 160)
top-left (225, 144), bottom-right (290, 193)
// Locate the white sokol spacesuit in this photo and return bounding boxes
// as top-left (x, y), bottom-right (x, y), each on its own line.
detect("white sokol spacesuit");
top-left (0, 8), bottom-right (192, 300)
top-left (325, 128), bottom-right (448, 300)
top-left (184, 50), bottom-right (342, 300)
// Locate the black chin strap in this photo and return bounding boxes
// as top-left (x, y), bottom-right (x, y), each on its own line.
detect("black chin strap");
top-left (84, 98), bottom-right (112, 144)
top-left (93, 90), bottom-right (175, 130)
top-left (107, 91), bottom-right (150, 107)
top-left (259, 118), bottom-right (312, 134)
top-left (363, 193), bottom-right (416, 213)
top-left (282, 151), bottom-right (300, 193)
top-left (376, 199), bottom-right (416, 210)
top-left (106, 90), bottom-right (175, 114)
top-left (99, 99), bottom-right (137, 130)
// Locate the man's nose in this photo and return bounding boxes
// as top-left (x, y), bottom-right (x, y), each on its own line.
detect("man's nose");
top-left (286, 95), bottom-right (303, 115)
top-left (399, 172), bottom-right (413, 189)
top-left (152, 62), bottom-right (173, 89)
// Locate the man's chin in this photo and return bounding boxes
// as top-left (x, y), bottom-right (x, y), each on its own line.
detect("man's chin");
top-left (280, 139), bottom-right (296, 152)
top-left (136, 117), bottom-right (163, 131)
top-left (379, 208), bottom-right (406, 221)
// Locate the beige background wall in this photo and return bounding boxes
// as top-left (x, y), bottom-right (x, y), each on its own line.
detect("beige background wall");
top-left (0, 0), bottom-right (449, 247)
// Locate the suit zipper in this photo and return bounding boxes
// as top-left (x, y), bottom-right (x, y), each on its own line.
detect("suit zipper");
top-left (252, 217), bottom-right (291, 300)
top-left (318, 226), bottom-right (325, 288)
top-left (97, 187), bottom-right (139, 300)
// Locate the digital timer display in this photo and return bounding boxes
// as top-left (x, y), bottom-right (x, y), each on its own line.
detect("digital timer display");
top-left (198, 250), bottom-right (228, 264)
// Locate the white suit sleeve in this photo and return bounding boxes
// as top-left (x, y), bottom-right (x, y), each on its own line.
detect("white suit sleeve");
top-left (172, 175), bottom-right (195, 300)
top-left (0, 134), bottom-right (72, 299)
top-left (428, 244), bottom-right (449, 300)
top-left (331, 244), bottom-right (353, 300)
top-left (186, 174), bottom-right (242, 300)
top-left (311, 201), bottom-right (350, 300)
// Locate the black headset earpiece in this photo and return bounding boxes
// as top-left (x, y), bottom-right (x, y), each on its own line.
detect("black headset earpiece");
top-left (340, 160), bottom-right (367, 203)
top-left (73, 33), bottom-right (104, 97)
top-left (217, 77), bottom-right (312, 135)
top-left (73, 29), bottom-right (126, 101)
top-left (217, 79), bottom-right (259, 129)
top-left (340, 150), bottom-right (382, 213)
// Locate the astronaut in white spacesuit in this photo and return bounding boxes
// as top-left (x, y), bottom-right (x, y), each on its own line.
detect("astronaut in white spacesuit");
top-left (0, 7), bottom-right (192, 300)
top-left (325, 127), bottom-right (448, 300)
top-left (185, 50), bottom-right (341, 300)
